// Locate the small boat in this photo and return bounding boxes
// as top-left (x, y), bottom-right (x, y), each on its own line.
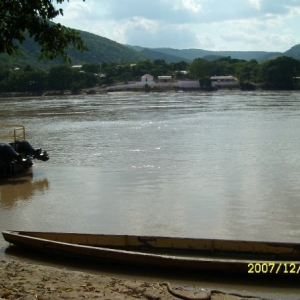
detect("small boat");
top-left (2, 230), bottom-right (300, 275)
top-left (0, 124), bottom-right (49, 178)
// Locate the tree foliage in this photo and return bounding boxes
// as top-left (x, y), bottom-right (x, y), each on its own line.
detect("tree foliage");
top-left (188, 58), bottom-right (213, 80)
top-left (259, 56), bottom-right (300, 89)
top-left (48, 65), bottom-right (73, 90)
top-left (0, 0), bottom-right (86, 62)
top-left (1, 56), bottom-right (300, 93)
top-left (0, 65), bottom-right (98, 93)
top-left (186, 56), bottom-right (300, 90)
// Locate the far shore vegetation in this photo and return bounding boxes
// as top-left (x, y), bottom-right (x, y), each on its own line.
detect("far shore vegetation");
top-left (1, 1), bottom-right (300, 96)
top-left (1, 55), bottom-right (300, 96)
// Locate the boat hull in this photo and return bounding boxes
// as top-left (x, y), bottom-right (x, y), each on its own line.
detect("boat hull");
top-left (3, 230), bottom-right (300, 274)
top-left (0, 159), bottom-right (32, 178)
top-left (0, 124), bottom-right (49, 178)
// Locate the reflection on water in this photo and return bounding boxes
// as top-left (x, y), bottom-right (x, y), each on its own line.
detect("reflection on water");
top-left (0, 172), bottom-right (49, 209)
top-left (1, 91), bottom-right (300, 243)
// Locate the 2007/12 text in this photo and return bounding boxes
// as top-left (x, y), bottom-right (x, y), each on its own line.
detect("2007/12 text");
top-left (248, 262), bottom-right (300, 274)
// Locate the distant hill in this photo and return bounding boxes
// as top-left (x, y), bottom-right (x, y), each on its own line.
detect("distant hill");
top-left (0, 23), bottom-right (299, 70)
top-left (0, 30), bottom-right (146, 69)
top-left (202, 55), bottom-right (225, 61)
top-left (127, 46), bottom-right (282, 62)
top-left (137, 47), bottom-right (281, 62)
top-left (68, 31), bottom-right (145, 64)
top-left (129, 46), bottom-right (190, 63)
top-left (284, 44), bottom-right (300, 60)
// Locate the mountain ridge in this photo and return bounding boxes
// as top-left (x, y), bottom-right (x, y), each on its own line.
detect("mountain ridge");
top-left (0, 26), bottom-right (299, 69)
top-left (132, 46), bottom-right (284, 62)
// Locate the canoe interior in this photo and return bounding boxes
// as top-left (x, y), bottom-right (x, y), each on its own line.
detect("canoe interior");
top-left (3, 231), bottom-right (300, 260)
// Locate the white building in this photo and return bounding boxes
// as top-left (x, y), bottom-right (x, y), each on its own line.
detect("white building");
top-left (141, 74), bottom-right (154, 83)
top-left (210, 76), bottom-right (239, 88)
top-left (158, 75), bottom-right (172, 82)
top-left (71, 65), bottom-right (83, 69)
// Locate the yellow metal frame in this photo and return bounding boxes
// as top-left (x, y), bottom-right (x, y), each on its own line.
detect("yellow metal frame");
top-left (0, 124), bottom-right (26, 141)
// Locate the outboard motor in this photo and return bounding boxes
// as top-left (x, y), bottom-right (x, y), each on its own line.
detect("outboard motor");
top-left (0, 143), bottom-right (22, 162)
top-left (10, 140), bottom-right (49, 162)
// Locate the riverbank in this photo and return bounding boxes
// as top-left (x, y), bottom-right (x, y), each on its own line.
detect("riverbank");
top-left (0, 86), bottom-right (107, 98)
top-left (0, 259), bottom-right (270, 300)
top-left (0, 83), bottom-right (237, 98)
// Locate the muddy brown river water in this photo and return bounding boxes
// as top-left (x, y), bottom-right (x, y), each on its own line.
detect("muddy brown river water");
top-left (1, 90), bottom-right (300, 298)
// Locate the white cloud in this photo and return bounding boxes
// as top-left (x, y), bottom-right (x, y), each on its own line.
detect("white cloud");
top-left (131, 17), bottom-right (159, 35)
top-left (249, 0), bottom-right (261, 10)
top-left (182, 0), bottom-right (202, 12)
top-left (54, 0), bottom-right (300, 52)
top-left (195, 32), bottom-right (217, 50)
top-left (57, 0), bottom-right (93, 20)
top-left (124, 22), bottom-right (199, 48)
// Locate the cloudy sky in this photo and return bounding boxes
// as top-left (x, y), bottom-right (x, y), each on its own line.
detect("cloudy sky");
top-left (55, 0), bottom-right (300, 52)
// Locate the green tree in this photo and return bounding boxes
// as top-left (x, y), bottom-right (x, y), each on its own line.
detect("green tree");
top-left (1, 69), bottom-right (46, 92)
top-left (0, 68), bottom-right (10, 82)
top-left (133, 60), bottom-right (153, 77)
top-left (24, 64), bottom-right (33, 72)
top-left (81, 64), bottom-right (100, 74)
top-left (188, 58), bottom-right (213, 80)
top-left (71, 69), bottom-right (98, 88)
top-left (170, 61), bottom-right (189, 72)
top-left (260, 56), bottom-right (300, 89)
top-left (149, 67), bottom-right (164, 78)
top-left (101, 65), bottom-right (117, 84)
top-left (0, 0), bottom-right (86, 61)
top-left (233, 59), bottom-right (258, 90)
top-left (48, 65), bottom-right (72, 91)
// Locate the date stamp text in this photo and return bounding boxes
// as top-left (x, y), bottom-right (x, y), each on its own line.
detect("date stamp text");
top-left (248, 262), bottom-right (300, 274)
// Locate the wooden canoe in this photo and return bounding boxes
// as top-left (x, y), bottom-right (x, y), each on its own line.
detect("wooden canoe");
top-left (2, 230), bottom-right (300, 274)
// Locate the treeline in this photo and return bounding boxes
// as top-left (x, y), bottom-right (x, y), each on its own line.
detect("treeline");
top-left (188, 56), bottom-right (300, 90)
top-left (1, 55), bottom-right (300, 94)
top-left (0, 65), bottom-right (98, 94)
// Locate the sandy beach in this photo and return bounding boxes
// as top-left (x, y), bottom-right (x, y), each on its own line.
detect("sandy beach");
top-left (0, 259), bottom-right (273, 300)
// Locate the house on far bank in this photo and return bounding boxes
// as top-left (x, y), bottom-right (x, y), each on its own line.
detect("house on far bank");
top-left (141, 74), bottom-right (154, 83)
top-left (210, 76), bottom-right (239, 88)
top-left (71, 65), bottom-right (83, 69)
top-left (158, 75), bottom-right (172, 83)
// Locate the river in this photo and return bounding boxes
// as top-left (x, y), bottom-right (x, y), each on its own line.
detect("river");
top-left (0, 90), bottom-right (300, 298)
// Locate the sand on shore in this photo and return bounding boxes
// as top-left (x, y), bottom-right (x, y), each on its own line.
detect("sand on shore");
top-left (0, 259), bottom-right (271, 300)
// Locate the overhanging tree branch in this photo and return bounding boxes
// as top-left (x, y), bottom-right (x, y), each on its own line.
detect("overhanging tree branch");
top-left (0, 0), bottom-right (87, 62)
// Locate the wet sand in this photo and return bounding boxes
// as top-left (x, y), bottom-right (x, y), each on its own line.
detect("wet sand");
top-left (0, 259), bottom-right (271, 300)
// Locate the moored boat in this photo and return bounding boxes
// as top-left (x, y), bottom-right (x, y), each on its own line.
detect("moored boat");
top-left (2, 230), bottom-right (300, 275)
top-left (0, 124), bottom-right (49, 178)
